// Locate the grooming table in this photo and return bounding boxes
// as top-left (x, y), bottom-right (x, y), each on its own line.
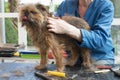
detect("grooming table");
top-left (0, 63), bottom-right (120, 80)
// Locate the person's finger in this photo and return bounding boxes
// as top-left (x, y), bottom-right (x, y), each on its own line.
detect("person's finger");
top-left (47, 24), bottom-right (55, 30)
top-left (48, 28), bottom-right (54, 32)
top-left (47, 18), bottom-right (56, 26)
top-left (47, 24), bottom-right (52, 28)
top-left (48, 28), bottom-right (56, 33)
top-left (47, 17), bottom-right (56, 21)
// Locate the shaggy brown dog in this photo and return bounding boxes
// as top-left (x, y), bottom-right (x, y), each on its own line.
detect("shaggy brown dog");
top-left (19, 3), bottom-right (91, 72)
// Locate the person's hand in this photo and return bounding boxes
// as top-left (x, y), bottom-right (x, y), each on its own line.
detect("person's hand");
top-left (47, 17), bottom-right (82, 42)
top-left (47, 17), bottom-right (73, 34)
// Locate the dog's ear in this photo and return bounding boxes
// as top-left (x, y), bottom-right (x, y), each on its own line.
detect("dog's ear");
top-left (35, 3), bottom-right (49, 12)
top-left (17, 4), bottom-right (25, 12)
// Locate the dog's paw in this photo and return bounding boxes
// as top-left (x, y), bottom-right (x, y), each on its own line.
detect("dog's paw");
top-left (65, 60), bottom-right (75, 66)
top-left (82, 62), bottom-right (91, 69)
top-left (34, 65), bottom-right (46, 70)
top-left (57, 67), bottom-right (65, 72)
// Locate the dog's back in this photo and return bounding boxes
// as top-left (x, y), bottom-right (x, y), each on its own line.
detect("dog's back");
top-left (54, 16), bottom-right (90, 49)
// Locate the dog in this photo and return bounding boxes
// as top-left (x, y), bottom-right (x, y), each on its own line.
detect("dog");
top-left (19, 3), bottom-right (91, 72)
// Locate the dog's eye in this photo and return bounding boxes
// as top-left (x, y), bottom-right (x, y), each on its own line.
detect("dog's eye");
top-left (30, 11), bottom-right (37, 14)
top-left (22, 10), bottom-right (25, 12)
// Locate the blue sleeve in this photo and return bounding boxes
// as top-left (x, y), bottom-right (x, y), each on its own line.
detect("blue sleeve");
top-left (77, 2), bottom-right (114, 50)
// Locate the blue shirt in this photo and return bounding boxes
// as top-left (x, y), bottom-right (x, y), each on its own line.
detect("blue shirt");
top-left (55, 0), bottom-right (115, 61)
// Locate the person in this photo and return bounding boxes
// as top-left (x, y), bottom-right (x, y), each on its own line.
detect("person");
top-left (47, 0), bottom-right (115, 65)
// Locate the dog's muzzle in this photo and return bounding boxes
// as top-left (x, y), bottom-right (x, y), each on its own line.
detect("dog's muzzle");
top-left (22, 16), bottom-right (28, 21)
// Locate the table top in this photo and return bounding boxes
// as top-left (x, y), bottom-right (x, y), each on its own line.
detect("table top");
top-left (0, 63), bottom-right (120, 80)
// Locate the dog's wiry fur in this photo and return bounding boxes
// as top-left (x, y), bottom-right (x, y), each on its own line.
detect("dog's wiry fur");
top-left (19, 3), bottom-right (91, 72)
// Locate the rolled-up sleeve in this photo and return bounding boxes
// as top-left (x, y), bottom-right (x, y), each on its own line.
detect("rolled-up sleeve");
top-left (55, 0), bottom-right (114, 60)
top-left (77, 2), bottom-right (114, 50)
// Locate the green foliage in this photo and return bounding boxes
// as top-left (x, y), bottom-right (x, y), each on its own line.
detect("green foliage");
top-left (5, 2), bottom-right (10, 12)
top-left (54, 5), bottom-right (59, 12)
top-left (5, 18), bottom-right (18, 44)
top-left (21, 54), bottom-right (40, 59)
top-left (27, 35), bottom-right (33, 46)
top-left (111, 0), bottom-right (120, 18)
top-left (111, 26), bottom-right (120, 54)
top-left (4, 2), bottom-right (18, 44)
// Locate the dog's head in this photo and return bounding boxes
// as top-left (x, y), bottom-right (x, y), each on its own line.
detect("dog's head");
top-left (19, 3), bottom-right (50, 27)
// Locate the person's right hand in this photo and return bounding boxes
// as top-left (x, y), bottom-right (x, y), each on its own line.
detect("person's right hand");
top-left (47, 17), bottom-right (82, 42)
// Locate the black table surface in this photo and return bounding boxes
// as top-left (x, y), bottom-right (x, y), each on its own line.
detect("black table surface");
top-left (0, 63), bottom-right (120, 80)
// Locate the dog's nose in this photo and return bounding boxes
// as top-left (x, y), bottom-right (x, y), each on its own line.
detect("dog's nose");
top-left (24, 11), bottom-right (29, 16)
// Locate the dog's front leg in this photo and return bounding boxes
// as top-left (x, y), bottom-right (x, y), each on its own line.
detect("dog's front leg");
top-left (35, 49), bottom-right (47, 70)
top-left (51, 47), bottom-right (64, 72)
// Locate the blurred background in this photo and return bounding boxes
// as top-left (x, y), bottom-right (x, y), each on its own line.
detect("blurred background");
top-left (0, 0), bottom-right (120, 63)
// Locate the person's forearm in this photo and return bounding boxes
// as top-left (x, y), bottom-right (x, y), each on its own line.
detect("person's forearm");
top-left (65, 25), bottom-right (82, 42)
